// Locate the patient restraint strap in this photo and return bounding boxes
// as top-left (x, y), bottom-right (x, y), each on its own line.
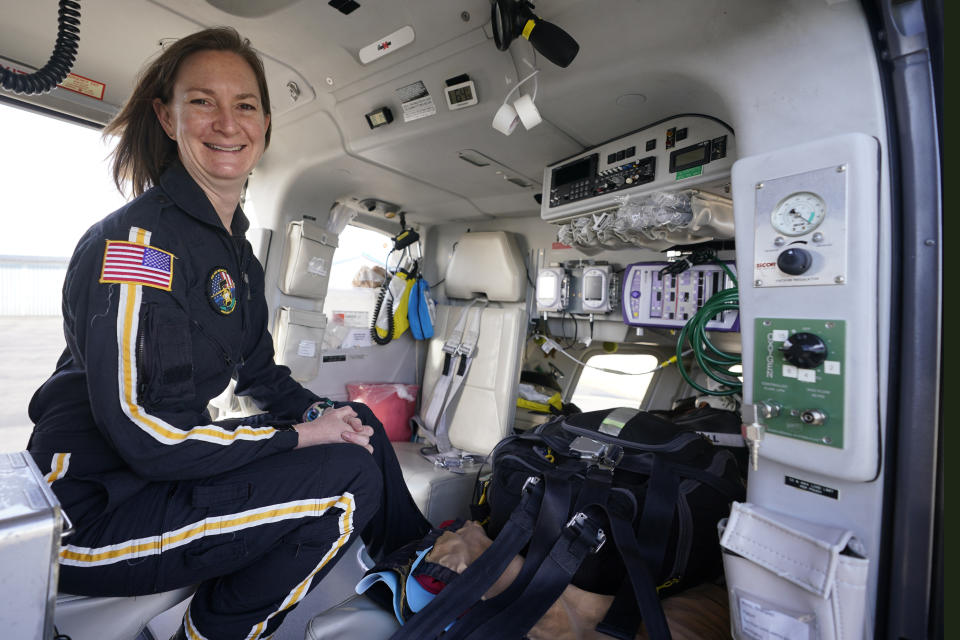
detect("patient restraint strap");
top-left (388, 476), bottom-right (545, 639)
top-left (419, 298), bottom-right (487, 452)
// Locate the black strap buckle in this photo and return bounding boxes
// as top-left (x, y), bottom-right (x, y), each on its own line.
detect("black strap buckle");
top-left (566, 511), bottom-right (606, 554)
top-left (598, 444), bottom-right (624, 471)
top-left (522, 475), bottom-right (541, 493)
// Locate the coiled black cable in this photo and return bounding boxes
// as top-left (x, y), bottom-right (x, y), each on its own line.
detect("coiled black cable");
top-left (1, 0), bottom-right (81, 95)
top-left (370, 285), bottom-right (395, 346)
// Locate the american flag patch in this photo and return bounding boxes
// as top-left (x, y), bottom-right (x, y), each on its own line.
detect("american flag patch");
top-left (99, 240), bottom-right (175, 290)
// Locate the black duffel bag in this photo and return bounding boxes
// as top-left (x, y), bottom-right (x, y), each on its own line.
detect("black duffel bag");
top-left (389, 407), bottom-right (745, 640)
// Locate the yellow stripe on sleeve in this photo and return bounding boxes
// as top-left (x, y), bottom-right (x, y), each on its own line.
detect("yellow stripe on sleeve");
top-left (44, 453), bottom-right (71, 484)
top-left (113, 227), bottom-right (279, 446)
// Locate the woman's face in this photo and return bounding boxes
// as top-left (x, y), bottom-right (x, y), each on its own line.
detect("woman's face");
top-left (153, 50), bottom-right (270, 193)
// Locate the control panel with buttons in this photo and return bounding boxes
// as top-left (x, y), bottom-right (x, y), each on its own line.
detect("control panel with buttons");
top-left (752, 318), bottom-right (845, 449)
top-left (734, 133), bottom-right (880, 482)
top-left (541, 114), bottom-right (735, 222)
top-left (622, 261), bottom-right (739, 331)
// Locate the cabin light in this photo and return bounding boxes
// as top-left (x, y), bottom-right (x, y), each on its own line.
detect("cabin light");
top-left (615, 93), bottom-right (648, 108)
top-left (457, 150), bottom-right (492, 167)
top-left (365, 106), bottom-right (394, 129)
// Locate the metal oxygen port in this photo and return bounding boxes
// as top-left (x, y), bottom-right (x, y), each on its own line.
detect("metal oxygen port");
top-left (800, 409), bottom-right (828, 426)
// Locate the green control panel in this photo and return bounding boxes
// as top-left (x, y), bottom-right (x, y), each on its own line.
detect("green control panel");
top-left (753, 318), bottom-right (845, 448)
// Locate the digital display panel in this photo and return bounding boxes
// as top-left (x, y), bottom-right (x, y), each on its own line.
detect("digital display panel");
top-left (584, 275), bottom-right (603, 301)
top-left (674, 146), bottom-right (709, 168)
top-left (669, 142), bottom-right (711, 173)
top-left (553, 157), bottom-right (593, 187)
top-left (445, 79), bottom-right (478, 110)
top-left (448, 85), bottom-right (473, 104)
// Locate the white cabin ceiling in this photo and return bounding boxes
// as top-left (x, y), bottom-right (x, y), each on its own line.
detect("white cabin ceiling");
top-left (1, 0), bottom-right (880, 228)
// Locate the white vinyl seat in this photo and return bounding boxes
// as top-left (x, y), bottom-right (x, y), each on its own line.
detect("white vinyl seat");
top-left (394, 230), bottom-right (528, 525)
top-left (306, 231), bottom-right (529, 640)
top-left (305, 594), bottom-right (400, 640)
top-left (54, 586), bottom-right (194, 640)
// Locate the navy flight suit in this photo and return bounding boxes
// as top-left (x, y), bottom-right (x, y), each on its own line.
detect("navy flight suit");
top-left (28, 164), bottom-right (430, 639)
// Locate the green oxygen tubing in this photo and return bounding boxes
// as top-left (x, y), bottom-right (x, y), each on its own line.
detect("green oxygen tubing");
top-left (674, 261), bottom-right (742, 396)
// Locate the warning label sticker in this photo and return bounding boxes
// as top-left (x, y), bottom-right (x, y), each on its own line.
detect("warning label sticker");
top-left (59, 73), bottom-right (105, 100)
top-left (0, 57), bottom-right (105, 100)
top-left (785, 475), bottom-right (839, 499)
top-left (396, 80), bottom-right (436, 122)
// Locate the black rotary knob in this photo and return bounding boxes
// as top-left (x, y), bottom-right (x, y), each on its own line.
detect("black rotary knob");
top-left (777, 247), bottom-right (813, 275)
top-left (780, 332), bottom-right (828, 369)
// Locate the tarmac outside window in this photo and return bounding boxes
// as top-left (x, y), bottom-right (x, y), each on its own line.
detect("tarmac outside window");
top-left (571, 353), bottom-right (658, 412)
top-left (0, 101), bottom-right (125, 451)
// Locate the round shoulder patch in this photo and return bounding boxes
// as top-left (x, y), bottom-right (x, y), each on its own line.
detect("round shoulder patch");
top-left (208, 267), bottom-right (237, 315)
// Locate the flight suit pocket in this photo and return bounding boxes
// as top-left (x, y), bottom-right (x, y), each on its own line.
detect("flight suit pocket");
top-left (280, 516), bottom-right (346, 552)
top-left (184, 537), bottom-right (247, 570)
top-left (191, 482), bottom-right (252, 511)
top-left (137, 303), bottom-right (196, 409)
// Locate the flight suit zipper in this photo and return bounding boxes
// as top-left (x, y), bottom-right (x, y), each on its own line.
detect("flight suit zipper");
top-left (233, 235), bottom-right (252, 333)
top-left (191, 318), bottom-right (235, 369)
top-left (137, 321), bottom-right (150, 400)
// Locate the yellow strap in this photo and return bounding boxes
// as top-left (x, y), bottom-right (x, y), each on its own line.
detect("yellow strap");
top-left (521, 19), bottom-right (536, 40)
top-left (547, 392), bottom-right (563, 411)
top-left (517, 397), bottom-right (551, 412)
top-left (518, 392), bottom-right (563, 413)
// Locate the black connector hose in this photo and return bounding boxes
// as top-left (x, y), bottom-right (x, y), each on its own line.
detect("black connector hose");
top-left (370, 286), bottom-right (395, 346)
top-left (1, 0), bottom-right (81, 95)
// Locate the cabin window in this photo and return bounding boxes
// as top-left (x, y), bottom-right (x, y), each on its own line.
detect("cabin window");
top-left (570, 353), bottom-right (659, 412)
top-left (0, 101), bottom-right (125, 453)
top-left (322, 224), bottom-right (392, 346)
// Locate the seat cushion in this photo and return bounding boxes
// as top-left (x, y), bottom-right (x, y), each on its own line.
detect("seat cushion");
top-left (393, 441), bottom-right (480, 526)
top-left (55, 586), bottom-right (195, 640)
top-left (306, 594), bottom-right (399, 640)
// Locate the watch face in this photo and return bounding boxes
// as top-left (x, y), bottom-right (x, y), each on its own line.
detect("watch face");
top-left (770, 191), bottom-right (827, 236)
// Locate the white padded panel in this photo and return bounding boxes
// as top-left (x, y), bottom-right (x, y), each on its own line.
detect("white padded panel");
top-left (392, 441), bottom-right (479, 525)
top-left (444, 232), bottom-right (526, 302)
top-left (421, 304), bottom-right (526, 455)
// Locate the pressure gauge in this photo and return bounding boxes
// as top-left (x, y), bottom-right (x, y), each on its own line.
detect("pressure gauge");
top-left (770, 192), bottom-right (827, 236)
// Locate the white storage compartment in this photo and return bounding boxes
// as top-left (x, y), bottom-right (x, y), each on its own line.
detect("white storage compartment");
top-left (273, 306), bottom-right (328, 382)
top-left (278, 219), bottom-right (339, 300)
top-left (0, 451), bottom-right (64, 640)
top-left (720, 502), bottom-right (869, 640)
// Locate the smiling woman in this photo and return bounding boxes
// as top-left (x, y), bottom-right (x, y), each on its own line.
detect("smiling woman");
top-left (25, 26), bottom-right (430, 640)
top-left (151, 49), bottom-right (271, 229)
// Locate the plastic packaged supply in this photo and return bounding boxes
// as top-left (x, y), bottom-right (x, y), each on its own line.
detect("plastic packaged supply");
top-left (347, 383), bottom-right (419, 441)
top-left (322, 316), bottom-right (350, 350)
top-left (353, 265), bottom-right (387, 288)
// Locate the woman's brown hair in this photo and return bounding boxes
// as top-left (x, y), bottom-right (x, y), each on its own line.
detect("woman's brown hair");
top-left (104, 26), bottom-right (272, 197)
